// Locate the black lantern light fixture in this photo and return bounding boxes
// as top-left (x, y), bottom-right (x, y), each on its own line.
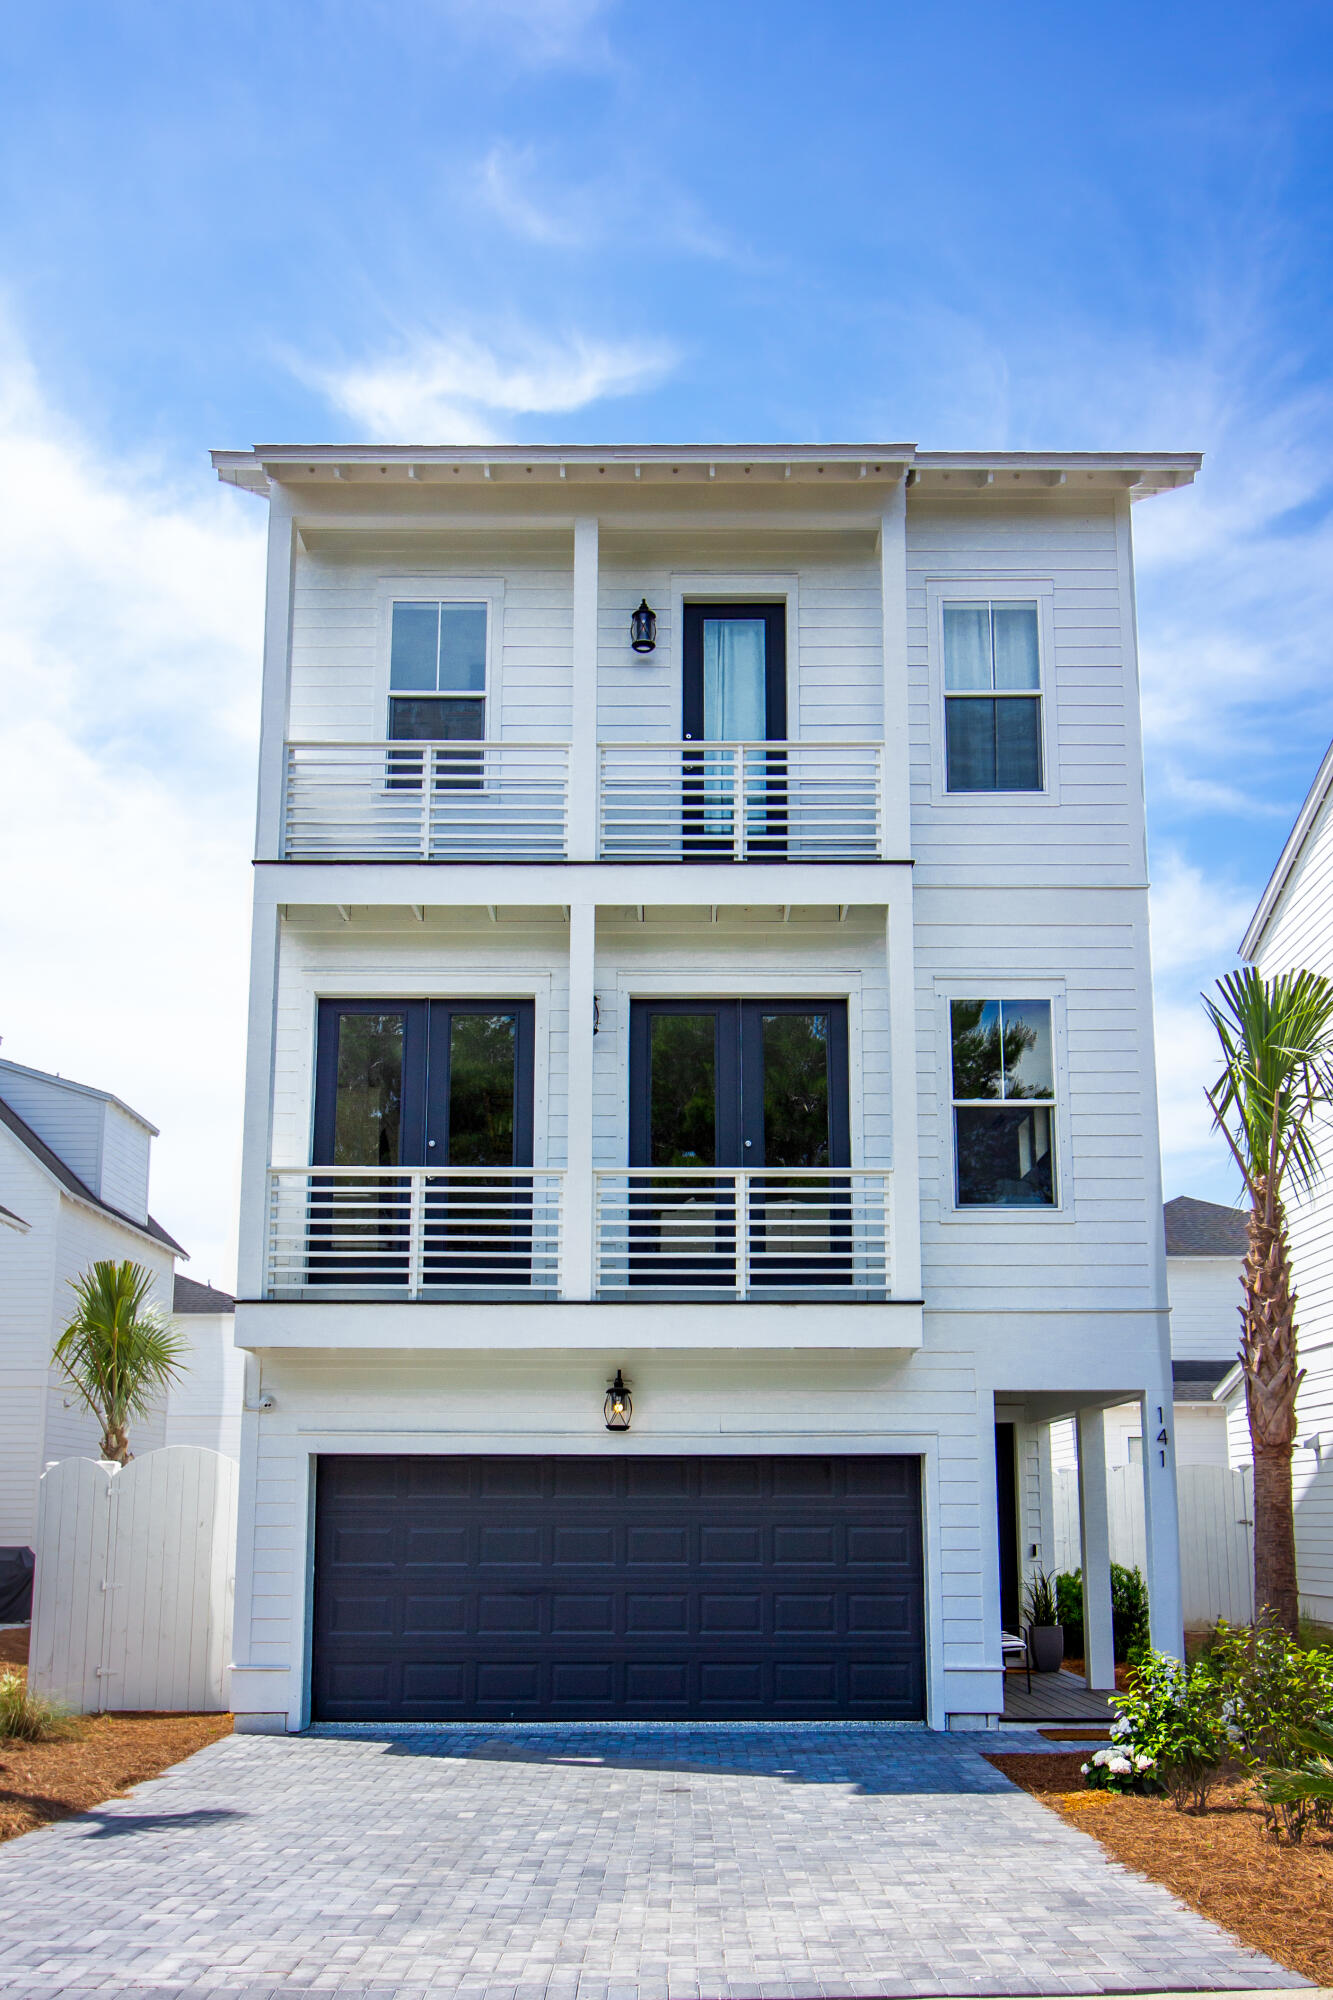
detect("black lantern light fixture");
top-left (630, 599), bottom-right (657, 653)
top-left (604, 1368), bottom-right (632, 1430)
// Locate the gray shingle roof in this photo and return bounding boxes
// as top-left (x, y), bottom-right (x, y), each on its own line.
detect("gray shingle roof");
top-left (0, 1094), bottom-right (186, 1257)
top-left (173, 1274), bottom-right (235, 1315)
top-left (1172, 1358), bottom-right (1236, 1399)
top-left (1164, 1195), bottom-right (1248, 1258)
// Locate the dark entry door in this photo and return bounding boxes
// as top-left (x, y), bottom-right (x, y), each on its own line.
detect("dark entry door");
top-left (682, 603), bottom-right (787, 855)
top-left (628, 999), bottom-right (849, 1288)
top-left (311, 1453), bottom-right (926, 1722)
top-left (311, 1000), bottom-right (534, 1286)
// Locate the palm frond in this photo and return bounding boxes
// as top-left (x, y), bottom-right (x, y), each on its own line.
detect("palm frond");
top-left (1203, 967), bottom-right (1333, 1199)
top-left (53, 1260), bottom-right (188, 1454)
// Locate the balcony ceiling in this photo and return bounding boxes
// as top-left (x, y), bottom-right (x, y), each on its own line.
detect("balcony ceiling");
top-left (213, 441), bottom-right (1201, 502)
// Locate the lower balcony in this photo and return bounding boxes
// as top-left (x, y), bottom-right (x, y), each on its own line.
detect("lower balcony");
top-left (262, 1166), bottom-right (893, 1304)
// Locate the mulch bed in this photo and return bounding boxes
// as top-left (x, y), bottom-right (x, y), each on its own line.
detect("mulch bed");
top-left (988, 1751), bottom-right (1333, 1986)
top-left (0, 1625), bottom-right (232, 1844)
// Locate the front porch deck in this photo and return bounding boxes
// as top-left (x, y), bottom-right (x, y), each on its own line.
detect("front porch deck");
top-left (1002, 1667), bottom-right (1118, 1724)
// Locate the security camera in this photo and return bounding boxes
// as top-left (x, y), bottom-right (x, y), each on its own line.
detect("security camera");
top-left (245, 1391), bottom-right (276, 1412)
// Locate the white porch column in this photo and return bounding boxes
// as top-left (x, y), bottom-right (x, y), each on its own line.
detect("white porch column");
top-left (255, 485), bottom-right (297, 862)
top-left (235, 889), bottom-right (282, 1300)
top-left (562, 899), bottom-right (596, 1299)
top-left (1076, 1406), bottom-right (1116, 1690)
top-left (879, 480), bottom-right (910, 858)
top-left (1140, 1379), bottom-right (1185, 1658)
top-left (569, 517), bottom-right (599, 861)
top-left (885, 889), bottom-right (921, 1303)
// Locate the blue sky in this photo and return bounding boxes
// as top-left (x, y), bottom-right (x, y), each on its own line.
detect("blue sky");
top-left (1, 0), bottom-right (1331, 1281)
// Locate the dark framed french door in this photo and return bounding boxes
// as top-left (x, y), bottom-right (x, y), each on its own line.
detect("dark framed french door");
top-left (628, 1000), bottom-right (850, 1288)
top-left (681, 603), bottom-right (788, 856)
top-left (311, 999), bottom-right (535, 1287)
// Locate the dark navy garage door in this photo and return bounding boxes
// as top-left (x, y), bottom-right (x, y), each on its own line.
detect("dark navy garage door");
top-left (312, 1455), bottom-right (925, 1722)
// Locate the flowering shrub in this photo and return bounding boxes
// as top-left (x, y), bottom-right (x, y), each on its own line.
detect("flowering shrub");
top-left (1096, 1651), bottom-right (1230, 1812)
top-left (1205, 1618), bottom-right (1333, 1770)
top-left (1081, 1743), bottom-right (1158, 1794)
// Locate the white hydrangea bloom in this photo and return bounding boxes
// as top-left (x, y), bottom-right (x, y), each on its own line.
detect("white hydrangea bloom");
top-left (1134, 1753), bottom-right (1154, 1771)
top-left (1108, 1755), bottom-right (1132, 1775)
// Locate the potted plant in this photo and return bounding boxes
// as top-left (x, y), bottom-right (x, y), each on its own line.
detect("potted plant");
top-left (1024, 1566), bottom-right (1064, 1674)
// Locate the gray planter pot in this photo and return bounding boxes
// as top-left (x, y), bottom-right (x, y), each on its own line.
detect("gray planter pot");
top-left (1027, 1623), bottom-right (1064, 1674)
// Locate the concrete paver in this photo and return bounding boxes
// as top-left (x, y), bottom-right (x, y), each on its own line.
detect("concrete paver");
top-left (0, 1725), bottom-right (1306, 1998)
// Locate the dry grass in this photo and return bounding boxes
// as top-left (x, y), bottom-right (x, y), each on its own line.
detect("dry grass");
top-left (0, 1626), bottom-right (232, 1844)
top-left (989, 1751), bottom-right (1333, 1986)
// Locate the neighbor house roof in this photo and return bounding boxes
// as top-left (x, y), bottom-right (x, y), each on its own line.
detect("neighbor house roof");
top-left (0, 1055), bottom-right (159, 1134)
top-left (1173, 1359), bottom-right (1236, 1401)
top-left (173, 1275), bottom-right (235, 1314)
top-left (0, 1096), bottom-right (186, 1257)
top-left (0, 1202), bottom-right (30, 1233)
top-left (212, 442), bottom-right (1201, 501)
top-left (1241, 739), bottom-right (1333, 960)
top-left (1164, 1195), bottom-right (1248, 1257)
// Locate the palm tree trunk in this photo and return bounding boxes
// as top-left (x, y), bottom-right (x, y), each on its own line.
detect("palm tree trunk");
top-left (1251, 1441), bottom-right (1300, 1634)
top-left (99, 1421), bottom-right (130, 1466)
top-left (1242, 1180), bottom-right (1304, 1636)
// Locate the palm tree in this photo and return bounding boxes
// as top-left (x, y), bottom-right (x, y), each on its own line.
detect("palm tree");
top-left (53, 1260), bottom-right (188, 1465)
top-left (1204, 967), bottom-right (1333, 1635)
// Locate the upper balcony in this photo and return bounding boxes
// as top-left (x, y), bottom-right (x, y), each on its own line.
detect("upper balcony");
top-left (282, 739), bottom-right (887, 864)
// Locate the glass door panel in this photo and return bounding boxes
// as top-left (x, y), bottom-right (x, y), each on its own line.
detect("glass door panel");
top-left (682, 604), bottom-right (787, 856)
top-left (426, 1005), bottom-right (533, 1286)
top-left (313, 1004), bottom-right (427, 1284)
top-left (628, 1000), bottom-right (847, 1290)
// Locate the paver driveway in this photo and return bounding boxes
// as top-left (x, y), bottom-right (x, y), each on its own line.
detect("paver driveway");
top-left (0, 1725), bottom-right (1303, 1999)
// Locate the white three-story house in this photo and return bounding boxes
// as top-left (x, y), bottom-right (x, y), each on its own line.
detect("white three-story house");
top-left (215, 441), bottom-right (1197, 1732)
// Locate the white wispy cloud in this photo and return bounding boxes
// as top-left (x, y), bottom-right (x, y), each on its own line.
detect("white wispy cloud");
top-left (433, 0), bottom-right (616, 65)
top-left (306, 327), bottom-right (678, 442)
top-left (473, 142), bottom-right (737, 262)
top-left (1147, 850), bottom-right (1250, 1197)
top-left (0, 325), bottom-right (264, 1286)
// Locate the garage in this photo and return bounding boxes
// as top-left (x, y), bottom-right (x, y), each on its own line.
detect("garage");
top-left (312, 1454), bottom-right (925, 1722)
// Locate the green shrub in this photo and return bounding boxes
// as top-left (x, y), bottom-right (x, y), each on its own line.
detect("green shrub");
top-left (1255, 1715), bottom-right (1333, 1844)
top-left (1207, 1617), bottom-right (1333, 1769)
top-left (1102, 1651), bottom-right (1230, 1812)
top-left (0, 1671), bottom-right (77, 1743)
top-left (1054, 1564), bottom-right (1150, 1662)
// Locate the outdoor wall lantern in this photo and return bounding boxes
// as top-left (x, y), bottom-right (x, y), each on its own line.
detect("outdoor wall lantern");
top-left (630, 599), bottom-right (657, 653)
top-left (604, 1368), bottom-right (632, 1430)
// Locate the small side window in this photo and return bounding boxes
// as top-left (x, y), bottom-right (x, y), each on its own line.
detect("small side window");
top-left (388, 601), bottom-right (487, 742)
top-left (950, 998), bottom-right (1057, 1207)
top-left (943, 600), bottom-right (1042, 791)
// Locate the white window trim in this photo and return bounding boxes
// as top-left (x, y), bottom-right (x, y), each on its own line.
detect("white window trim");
top-left (668, 574), bottom-right (800, 743)
top-left (375, 575), bottom-right (505, 742)
top-left (295, 971), bottom-right (554, 1170)
top-left (925, 579), bottom-right (1057, 806)
top-left (931, 979), bottom-right (1073, 1224)
top-left (605, 967), bottom-right (868, 1169)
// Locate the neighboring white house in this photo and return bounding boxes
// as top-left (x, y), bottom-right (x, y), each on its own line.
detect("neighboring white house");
top-left (216, 438), bottom-right (1200, 1732)
top-left (1053, 1195), bottom-right (1242, 1476)
top-left (0, 1057), bottom-right (240, 1551)
top-left (1235, 740), bottom-right (1333, 1627)
top-left (167, 1276), bottom-right (243, 1461)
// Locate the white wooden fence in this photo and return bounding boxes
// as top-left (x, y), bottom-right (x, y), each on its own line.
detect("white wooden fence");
top-left (1054, 1463), bottom-right (1254, 1628)
top-left (28, 1448), bottom-right (237, 1712)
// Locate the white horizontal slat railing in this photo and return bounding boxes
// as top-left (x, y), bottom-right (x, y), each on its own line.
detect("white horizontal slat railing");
top-left (594, 1167), bottom-right (892, 1299)
top-left (283, 742), bottom-right (570, 859)
top-left (266, 1167), bottom-right (563, 1299)
top-left (598, 742), bottom-right (885, 861)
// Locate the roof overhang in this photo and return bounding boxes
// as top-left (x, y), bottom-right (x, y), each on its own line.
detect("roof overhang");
top-left (212, 442), bottom-right (1201, 503)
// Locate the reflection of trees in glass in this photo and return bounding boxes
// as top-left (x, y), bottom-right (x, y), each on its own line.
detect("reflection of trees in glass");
top-left (763, 1014), bottom-right (830, 1166)
top-left (449, 1015), bottom-right (516, 1166)
top-left (334, 1014), bottom-right (404, 1165)
top-left (950, 999), bottom-right (1045, 1101)
top-left (651, 1016), bottom-right (716, 1166)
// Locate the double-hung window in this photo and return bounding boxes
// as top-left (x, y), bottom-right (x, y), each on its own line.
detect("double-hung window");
top-left (950, 998), bottom-right (1057, 1207)
top-left (943, 600), bottom-right (1042, 791)
top-left (388, 601), bottom-right (487, 742)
